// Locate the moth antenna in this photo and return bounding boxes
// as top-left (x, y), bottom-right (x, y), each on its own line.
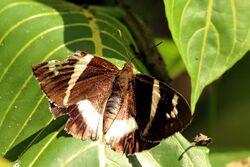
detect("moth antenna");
top-left (152, 41), bottom-right (163, 48)
top-left (128, 56), bottom-right (137, 63)
top-left (116, 29), bottom-right (136, 62)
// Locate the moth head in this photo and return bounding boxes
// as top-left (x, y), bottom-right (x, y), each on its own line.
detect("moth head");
top-left (123, 62), bottom-right (134, 71)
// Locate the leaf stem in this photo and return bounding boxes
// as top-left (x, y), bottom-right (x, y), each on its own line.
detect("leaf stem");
top-left (118, 0), bottom-right (170, 82)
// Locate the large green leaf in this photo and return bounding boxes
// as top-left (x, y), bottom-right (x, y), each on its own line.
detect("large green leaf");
top-left (0, 0), bottom-right (210, 166)
top-left (164, 0), bottom-right (250, 111)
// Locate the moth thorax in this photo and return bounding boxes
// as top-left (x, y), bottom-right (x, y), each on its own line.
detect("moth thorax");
top-left (115, 62), bottom-right (134, 91)
top-left (123, 62), bottom-right (134, 71)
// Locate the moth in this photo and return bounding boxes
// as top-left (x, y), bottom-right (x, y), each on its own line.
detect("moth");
top-left (32, 51), bottom-right (192, 154)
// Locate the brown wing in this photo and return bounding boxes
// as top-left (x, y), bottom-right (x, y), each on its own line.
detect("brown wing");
top-left (100, 62), bottom-right (139, 153)
top-left (32, 51), bottom-right (119, 140)
top-left (32, 51), bottom-right (119, 108)
top-left (103, 88), bottom-right (138, 153)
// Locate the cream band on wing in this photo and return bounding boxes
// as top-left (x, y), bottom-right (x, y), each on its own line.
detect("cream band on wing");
top-left (142, 79), bottom-right (161, 136)
top-left (77, 99), bottom-right (103, 138)
top-left (104, 117), bottom-right (138, 144)
top-left (165, 94), bottom-right (179, 119)
top-left (63, 54), bottom-right (94, 106)
top-left (48, 60), bottom-right (60, 76)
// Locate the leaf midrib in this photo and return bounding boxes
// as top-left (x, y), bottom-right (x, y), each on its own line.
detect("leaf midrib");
top-left (192, 0), bottom-right (213, 111)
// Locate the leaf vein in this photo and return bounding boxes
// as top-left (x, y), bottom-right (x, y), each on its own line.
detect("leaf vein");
top-left (3, 95), bottom-right (45, 154)
top-left (192, 0), bottom-right (213, 111)
top-left (172, 135), bottom-right (195, 167)
top-left (59, 142), bottom-right (98, 167)
top-left (179, 0), bottom-right (191, 65)
top-left (28, 125), bottom-right (65, 167)
top-left (224, 0), bottom-right (237, 67)
top-left (207, 22), bottom-right (220, 84)
top-left (0, 2), bottom-right (40, 15)
top-left (0, 37), bottom-right (92, 129)
top-left (0, 23), bottom-right (87, 82)
top-left (144, 152), bottom-right (161, 167)
top-left (82, 10), bottom-right (103, 56)
top-left (19, 117), bottom-right (54, 159)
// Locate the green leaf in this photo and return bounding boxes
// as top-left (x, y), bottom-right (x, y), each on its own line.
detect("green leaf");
top-left (0, 157), bottom-right (13, 167)
top-left (163, 0), bottom-right (250, 111)
top-left (135, 133), bottom-right (211, 167)
top-left (155, 38), bottom-right (185, 78)
top-left (0, 0), bottom-right (210, 166)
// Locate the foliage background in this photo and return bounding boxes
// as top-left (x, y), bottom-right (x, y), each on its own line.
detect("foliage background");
top-left (0, 0), bottom-right (249, 166)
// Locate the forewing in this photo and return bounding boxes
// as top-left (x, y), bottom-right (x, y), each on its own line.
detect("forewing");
top-left (32, 51), bottom-right (119, 112)
top-left (135, 74), bottom-right (192, 142)
top-left (32, 51), bottom-right (119, 140)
